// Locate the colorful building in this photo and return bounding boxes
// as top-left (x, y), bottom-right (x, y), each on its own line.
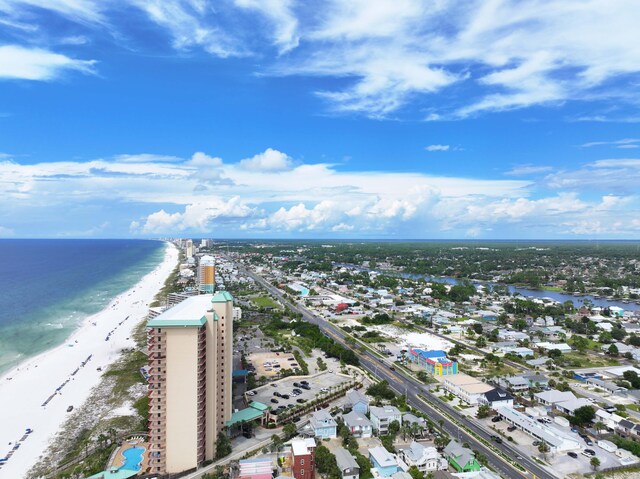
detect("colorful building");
top-left (291, 438), bottom-right (316, 479)
top-left (405, 348), bottom-right (458, 376)
top-left (198, 255), bottom-right (216, 293)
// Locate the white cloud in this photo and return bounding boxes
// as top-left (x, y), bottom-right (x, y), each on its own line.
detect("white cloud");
top-left (129, 0), bottom-right (247, 57)
top-left (0, 45), bottom-right (96, 81)
top-left (580, 139), bottom-right (640, 149)
top-left (135, 197), bottom-right (255, 234)
top-left (234, 0), bottom-right (298, 53)
top-left (239, 148), bottom-right (292, 171)
top-left (505, 165), bottom-right (554, 176)
top-left (425, 144), bottom-right (450, 152)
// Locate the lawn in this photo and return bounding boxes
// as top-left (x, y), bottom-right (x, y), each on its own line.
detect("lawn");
top-left (252, 295), bottom-right (280, 309)
top-left (561, 352), bottom-right (620, 368)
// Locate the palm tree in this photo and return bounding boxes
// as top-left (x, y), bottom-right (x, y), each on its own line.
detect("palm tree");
top-left (594, 421), bottom-right (605, 438)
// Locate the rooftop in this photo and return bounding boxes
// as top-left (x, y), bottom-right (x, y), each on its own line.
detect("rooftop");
top-left (146, 294), bottom-right (213, 328)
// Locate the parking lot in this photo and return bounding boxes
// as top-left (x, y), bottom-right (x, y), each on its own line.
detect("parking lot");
top-left (248, 351), bottom-right (299, 376)
top-left (481, 415), bottom-right (627, 475)
top-left (247, 370), bottom-right (354, 413)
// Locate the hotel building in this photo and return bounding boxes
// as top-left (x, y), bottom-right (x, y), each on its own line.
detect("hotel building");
top-left (186, 239), bottom-right (194, 258)
top-left (198, 255), bottom-right (216, 293)
top-left (146, 291), bottom-right (234, 474)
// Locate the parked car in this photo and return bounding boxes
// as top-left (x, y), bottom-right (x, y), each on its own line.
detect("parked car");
top-left (301, 384), bottom-right (311, 390)
top-left (293, 388), bottom-right (302, 394)
top-left (320, 388), bottom-right (329, 393)
top-left (582, 449), bottom-right (595, 457)
top-left (296, 398), bottom-right (307, 404)
top-left (246, 391), bottom-right (256, 396)
top-left (271, 383), bottom-right (278, 388)
top-left (293, 382), bottom-right (301, 387)
top-left (66, 405), bottom-right (74, 413)
top-left (281, 394), bottom-right (290, 399)
top-left (300, 380), bottom-right (309, 385)
top-left (507, 425), bottom-right (517, 432)
top-left (567, 452), bottom-right (578, 459)
top-left (491, 417), bottom-right (502, 423)
top-left (271, 398), bottom-right (279, 404)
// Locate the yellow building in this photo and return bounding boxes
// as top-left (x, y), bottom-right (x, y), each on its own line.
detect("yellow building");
top-left (198, 255), bottom-right (216, 293)
top-left (146, 291), bottom-right (234, 474)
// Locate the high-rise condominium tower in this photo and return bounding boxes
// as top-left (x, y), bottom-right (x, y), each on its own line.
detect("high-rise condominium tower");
top-left (146, 291), bottom-right (234, 473)
top-left (198, 255), bottom-right (216, 293)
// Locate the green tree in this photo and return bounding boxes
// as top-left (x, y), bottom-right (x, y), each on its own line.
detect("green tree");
top-left (389, 420), bottom-right (401, 437)
top-left (315, 445), bottom-right (341, 479)
top-left (512, 319), bottom-right (527, 331)
top-left (475, 336), bottom-right (487, 348)
top-left (477, 404), bottom-right (491, 419)
top-left (283, 422), bottom-right (297, 439)
top-left (215, 432), bottom-right (232, 459)
top-left (571, 406), bottom-right (596, 427)
top-left (608, 343), bottom-right (619, 356)
top-left (416, 371), bottom-right (430, 383)
top-left (590, 456), bottom-right (600, 471)
top-left (407, 465), bottom-right (423, 479)
top-left (571, 336), bottom-right (590, 353)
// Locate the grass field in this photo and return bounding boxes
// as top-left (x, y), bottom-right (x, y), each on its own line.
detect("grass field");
top-left (252, 295), bottom-right (280, 309)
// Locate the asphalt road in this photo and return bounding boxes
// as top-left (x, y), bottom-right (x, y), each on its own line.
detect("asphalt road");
top-left (237, 263), bottom-right (558, 479)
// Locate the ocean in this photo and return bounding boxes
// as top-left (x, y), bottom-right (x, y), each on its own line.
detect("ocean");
top-left (0, 239), bottom-right (166, 375)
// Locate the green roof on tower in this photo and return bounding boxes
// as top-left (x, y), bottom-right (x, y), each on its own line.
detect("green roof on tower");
top-left (211, 291), bottom-right (233, 303)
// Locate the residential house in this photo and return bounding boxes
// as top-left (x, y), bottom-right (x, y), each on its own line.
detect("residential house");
top-left (368, 446), bottom-right (399, 477)
top-left (344, 389), bottom-right (370, 414)
top-left (554, 397), bottom-right (593, 415)
top-left (291, 438), bottom-right (316, 479)
top-left (239, 458), bottom-right (274, 479)
top-left (534, 390), bottom-right (576, 407)
top-left (342, 411), bottom-right (373, 438)
top-left (521, 373), bottom-right (549, 389)
top-left (370, 406), bottom-right (402, 435)
top-left (398, 441), bottom-right (447, 472)
top-left (498, 376), bottom-right (529, 393)
top-left (443, 441), bottom-right (481, 473)
top-left (536, 342), bottom-right (572, 353)
top-left (585, 378), bottom-right (627, 395)
top-left (478, 388), bottom-right (514, 409)
top-left (402, 413), bottom-right (427, 433)
top-left (335, 448), bottom-right (359, 479)
top-left (310, 409), bottom-right (337, 439)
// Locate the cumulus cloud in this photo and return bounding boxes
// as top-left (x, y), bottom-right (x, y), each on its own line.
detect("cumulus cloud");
top-left (239, 148), bottom-right (293, 171)
top-left (0, 45), bottom-right (96, 81)
top-left (134, 197), bottom-right (255, 234)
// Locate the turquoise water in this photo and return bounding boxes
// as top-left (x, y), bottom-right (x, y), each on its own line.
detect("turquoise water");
top-left (0, 239), bottom-right (166, 375)
top-left (121, 446), bottom-right (144, 471)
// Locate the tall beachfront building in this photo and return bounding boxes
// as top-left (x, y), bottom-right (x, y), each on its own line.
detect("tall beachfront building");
top-left (146, 291), bottom-right (234, 474)
top-left (198, 255), bottom-right (216, 293)
top-left (186, 239), bottom-right (194, 258)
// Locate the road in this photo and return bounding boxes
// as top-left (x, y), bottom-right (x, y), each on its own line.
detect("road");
top-left (238, 263), bottom-right (558, 479)
top-left (321, 285), bottom-right (529, 373)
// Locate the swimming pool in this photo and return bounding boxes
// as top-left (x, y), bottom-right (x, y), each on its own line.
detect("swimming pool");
top-left (121, 446), bottom-right (144, 471)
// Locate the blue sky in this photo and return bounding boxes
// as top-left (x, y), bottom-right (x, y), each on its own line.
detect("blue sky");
top-left (1, 0), bottom-right (640, 239)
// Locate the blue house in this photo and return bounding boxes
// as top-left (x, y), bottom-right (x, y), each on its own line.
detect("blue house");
top-left (345, 389), bottom-right (369, 414)
top-left (368, 446), bottom-right (399, 477)
top-left (311, 409), bottom-right (337, 438)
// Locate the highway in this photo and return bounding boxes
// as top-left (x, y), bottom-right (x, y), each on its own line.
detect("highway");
top-left (237, 263), bottom-right (558, 479)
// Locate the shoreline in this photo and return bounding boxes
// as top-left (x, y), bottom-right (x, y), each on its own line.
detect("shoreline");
top-left (0, 241), bottom-right (179, 478)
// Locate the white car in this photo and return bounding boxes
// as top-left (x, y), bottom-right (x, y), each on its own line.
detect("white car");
top-left (246, 391), bottom-right (256, 396)
top-left (320, 388), bottom-right (329, 393)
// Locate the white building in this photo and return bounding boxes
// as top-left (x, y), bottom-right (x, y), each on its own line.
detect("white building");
top-left (496, 407), bottom-right (581, 453)
top-left (370, 406), bottom-right (402, 435)
top-left (398, 441), bottom-right (447, 472)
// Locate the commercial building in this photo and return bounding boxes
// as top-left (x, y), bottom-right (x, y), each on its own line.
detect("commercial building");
top-left (405, 348), bottom-right (458, 376)
top-left (496, 407), bottom-right (581, 453)
top-left (291, 438), bottom-right (316, 479)
top-left (198, 255), bottom-right (216, 293)
top-left (146, 291), bottom-right (235, 474)
top-left (441, 374), bottom-right (493, 405)
top-left (186, 239), bottom-right (193, 258)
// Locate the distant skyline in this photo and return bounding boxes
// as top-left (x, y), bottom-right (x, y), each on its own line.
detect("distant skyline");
top-left (1, 1), bottom-right (640, 239)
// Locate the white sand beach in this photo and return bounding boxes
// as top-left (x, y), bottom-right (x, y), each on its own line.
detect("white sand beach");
top-left (0, 242), bottom-right (178, 478)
